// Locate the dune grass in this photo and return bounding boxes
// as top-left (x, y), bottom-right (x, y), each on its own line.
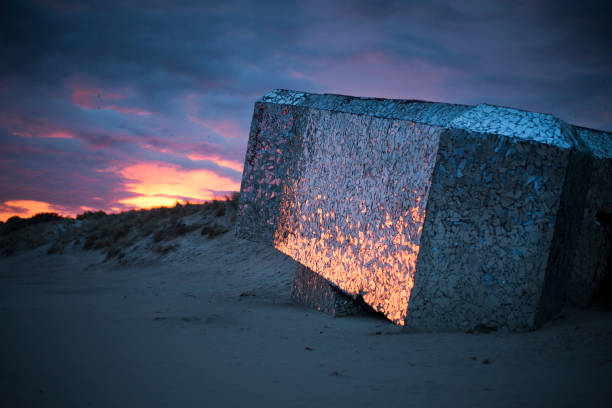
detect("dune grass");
top-left (0, 192), bottom-right (240, 259)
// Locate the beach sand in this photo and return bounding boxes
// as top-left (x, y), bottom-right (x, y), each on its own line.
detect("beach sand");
top-left (1, 232), bottom-right (611, 407)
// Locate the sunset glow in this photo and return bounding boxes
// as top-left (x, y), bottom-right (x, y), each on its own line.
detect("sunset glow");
top-left (118, 195), bottom-right (185, 209)
top-left (186, 154), bottom-right (244, 173)
top-left (0, 200), bottom-right (75, 222)
top-left (118, 163), bottom-right (241, 209)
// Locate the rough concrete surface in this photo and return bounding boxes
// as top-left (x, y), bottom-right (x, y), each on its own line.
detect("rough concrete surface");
top-left (238, 89), bottom-right (612, 331)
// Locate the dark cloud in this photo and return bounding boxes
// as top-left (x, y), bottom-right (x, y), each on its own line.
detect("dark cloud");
top-left (0, 130), bottom-right (129, 210)
top-left (0, 0), bottom-right (610, 217)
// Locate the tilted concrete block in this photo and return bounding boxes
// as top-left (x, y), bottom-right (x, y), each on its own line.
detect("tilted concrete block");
top-left (237, 89), bottom-right (612, 331)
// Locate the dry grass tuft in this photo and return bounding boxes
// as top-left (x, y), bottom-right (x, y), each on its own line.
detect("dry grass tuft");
top-left (201, 223), bottom-right (229, 239)
top-left (0, 213), bottom-right (68, 256)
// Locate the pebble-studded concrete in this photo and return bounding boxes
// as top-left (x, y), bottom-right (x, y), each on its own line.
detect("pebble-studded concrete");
top-left (406, 129), bottom-right (569, 331)
top-left (273, 109), bottom-right (442, 324)
top-left (236, 89), bottom-right (612, 331)
top-left (291, 263), bottom-right (370, 317)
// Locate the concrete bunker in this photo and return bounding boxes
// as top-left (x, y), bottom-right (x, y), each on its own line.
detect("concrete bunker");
top-left (236, 89), bottom-right (612, 331)
top-left (593, 210), bottom-right (612, 305)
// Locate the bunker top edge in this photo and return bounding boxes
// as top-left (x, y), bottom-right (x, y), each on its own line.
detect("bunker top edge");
top-left (258, 89), bottom-right (612, 159)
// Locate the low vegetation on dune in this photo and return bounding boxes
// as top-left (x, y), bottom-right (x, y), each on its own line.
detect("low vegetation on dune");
top-left (0, 193), bottom-right (240, 261)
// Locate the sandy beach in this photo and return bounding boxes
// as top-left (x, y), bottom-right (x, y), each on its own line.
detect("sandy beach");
top-left (2, 1), bottom-right (612, 406)
top-left (1, 230), bottom-right (611, 408)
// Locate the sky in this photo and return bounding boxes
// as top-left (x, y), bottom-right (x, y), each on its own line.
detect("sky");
top-left (1, 0), bottom-right (611, 221)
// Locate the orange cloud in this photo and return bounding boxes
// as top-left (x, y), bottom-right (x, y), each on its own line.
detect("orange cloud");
top-left (104, 106), bottom-right (151, 116)
top-left (118, 162), bottom-right (240, 209)
top-left (142, 143), bottom-right (244, 173)
top-left (72, 85), bottom-right (124, 108)
top-left (118, 195), bottom-right (181, 209)
top-left (44, 130), bottom-right (75, 139)
top-left (0, 200), bottom-right (76, 222)
top-left (188, 115), bottom-right (244, 139)
top-left (79, 206), bottom-right (103, 213)
top-left (12, 129), bottom-right (75, 139)
top-left (186, 153), bottom-right (243, 173)
top-left (0, 115), bottom-right (76, 139)
top-left (71, 84), bottom-right (151, 116)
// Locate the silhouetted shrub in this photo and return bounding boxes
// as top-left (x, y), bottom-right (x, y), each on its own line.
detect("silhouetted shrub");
top-left (227, 192), bottom-right (240, 210)
top-left (29, 213), bottom-right (63, 224)
top-left (76, 211), bottom-right (107, 221)
top-left (201, 223), bottom-right (229, 239)
top-left (202, 199), bottom-right (225, 214)
top-left (1, 216), bottom-right (26, 235)
top-left (1, 213), bottom-right (64, 235)
top-left (104, 246), bottom-right (125, 262)
top-left (153, 220), bottom-right (193, 243)
top-left (112, 225), bottom-right (130, 241)
top-left (154, 243), bottom-right (179, 255)
top-left (82, 234), bottom-right (98, 250)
